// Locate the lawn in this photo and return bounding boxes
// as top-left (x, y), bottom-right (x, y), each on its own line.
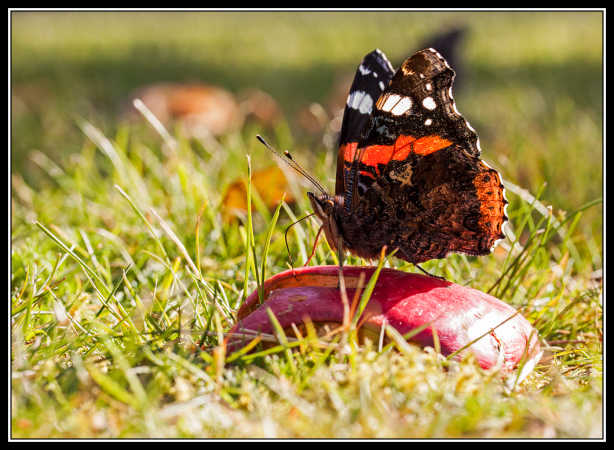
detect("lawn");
top-left (10, 10), bottom-right (603, 439)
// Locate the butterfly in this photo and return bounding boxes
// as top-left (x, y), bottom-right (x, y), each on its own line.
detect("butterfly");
top-left (261, 47), bottom-right (507, 268)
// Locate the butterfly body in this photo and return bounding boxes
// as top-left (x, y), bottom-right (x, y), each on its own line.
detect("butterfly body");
top-left (309, 47), bottom-right (507, 265)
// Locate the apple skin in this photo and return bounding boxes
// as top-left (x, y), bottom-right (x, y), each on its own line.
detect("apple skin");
top-left (229, 266), bottom-right (542, 378)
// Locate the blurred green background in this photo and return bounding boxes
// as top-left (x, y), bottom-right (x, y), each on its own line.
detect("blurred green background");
top-left (10, 12), bottom-right (604, 438)
top-left (11, 10), bottom-right (603, 252)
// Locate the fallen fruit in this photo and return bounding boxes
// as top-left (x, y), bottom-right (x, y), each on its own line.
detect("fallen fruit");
top-left (125, 82), bottom-right (243, 136)
top-left (229, 265), bottom-right (542, 380)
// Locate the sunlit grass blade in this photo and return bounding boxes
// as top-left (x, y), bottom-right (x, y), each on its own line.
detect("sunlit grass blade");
top-left (259, 196), bottom-right (285, 301)
top-left (241, 155), bottom-right (256, 306)
top-left (266, 307), bottom-right (297, 374)
top-left (351, 246), bottom-right (393, 329)
top-left (379, 321), bottom-right (433, 354)
top-left (35, 221), bottom-right (110, 298)
top-left (114, 184), bottom-right (170, 263)
top-left (225, 336), bottom-right (263, 363)
top-left (85, 363), bottom-right (140, 410)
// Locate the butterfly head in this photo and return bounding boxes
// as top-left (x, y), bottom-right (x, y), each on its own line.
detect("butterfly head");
top-left (307, 192), bottom-right (343, 252)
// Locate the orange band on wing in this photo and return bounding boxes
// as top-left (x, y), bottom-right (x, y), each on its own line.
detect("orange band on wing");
top-left (361, 145), bottom-right (394, 167)
top-left (411, 135), bottom-right (453, 155)
top-left (390, 134), bottom-right (417, 160)
top-left (340, 142), bottom-right (359, 163)
top-left (340, 135), bottom-right (453, 171)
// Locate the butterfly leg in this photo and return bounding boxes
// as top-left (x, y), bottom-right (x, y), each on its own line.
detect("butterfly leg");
top-left (415, 264), bottom-right (446, 281)
top-left (284, 212), bottom-right (316, 271)
top-left (304, 226), bottom-right (324, 267)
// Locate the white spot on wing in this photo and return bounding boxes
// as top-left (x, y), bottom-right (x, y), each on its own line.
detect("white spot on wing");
top-left (382, 93), bottom-right (402, 112)
top-left (390, 96), bottom-right (413, 116)
top-left (379, 81), bottom-right (385, 90)
top-left (347, 90), bottom-right (374, 114)
top-left (422, 97), bottom-right (437, 110)
top-left (425, 83), bottom-right (432, 91)
top-left (424, 118), bottom-right (433, 126)
top-left (358, 64), bottom-right (371, 76)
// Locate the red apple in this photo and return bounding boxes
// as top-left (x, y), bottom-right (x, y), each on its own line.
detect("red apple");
top-left (229, 266), bottom-right (542, 380)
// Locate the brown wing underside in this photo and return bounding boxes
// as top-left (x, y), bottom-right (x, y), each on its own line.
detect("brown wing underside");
top-left (337, 145), bottom-right (507, 264)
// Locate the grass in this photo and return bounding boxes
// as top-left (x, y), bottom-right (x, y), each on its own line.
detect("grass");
top-left (11, 11), bottom-right (602, 439)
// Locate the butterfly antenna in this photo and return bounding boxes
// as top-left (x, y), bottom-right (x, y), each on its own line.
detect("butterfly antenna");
top-left (256, 135), bottom-right (328, 195)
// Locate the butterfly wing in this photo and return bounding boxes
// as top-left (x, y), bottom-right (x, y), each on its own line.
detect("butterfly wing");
top-left (335, 49), bottom-right (395, 196)
top-left (339, 48), bottom-right (507, 263)
top-left (362, 48), bottom-right (481, 155)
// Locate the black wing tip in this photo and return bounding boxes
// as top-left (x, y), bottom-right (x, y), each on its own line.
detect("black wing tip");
top-left (364, 48), bottom-right (394, 71)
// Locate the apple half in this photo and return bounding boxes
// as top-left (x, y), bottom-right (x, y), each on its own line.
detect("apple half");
top-left (229, 266), bottom-right (542, 380)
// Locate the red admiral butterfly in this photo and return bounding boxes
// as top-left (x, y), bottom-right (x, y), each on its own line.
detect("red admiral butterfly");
top-left (262, 48), bottom-right (508, 267)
